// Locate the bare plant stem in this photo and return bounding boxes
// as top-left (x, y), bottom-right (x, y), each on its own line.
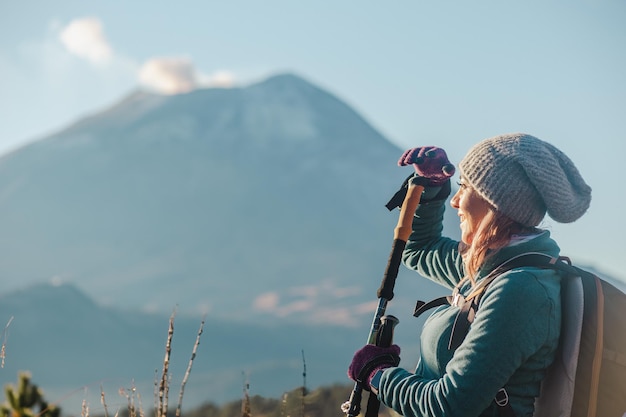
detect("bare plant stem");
top-left (81, 399), bottom-right (89, 417)
top-left (158, 309), bottom-right (176, 417)
top-left (281, 392), bottom-right (288, 417)
top-left (1, 316), bottom-right (14, 368)
top-left (175, 318), bottom-right (205, 417)
top-left (100, 384), bottom-right (109, 417)
top-left (301, 350), bottom-right (307, 417)
top-left (154, 369), bottom-right (159, 413)
top-left (241, 372), bottom-right (251, 417)
top-left (129, 389), bottom-right (136, 417)
top-left (135, 382), bottom-right (145, 417)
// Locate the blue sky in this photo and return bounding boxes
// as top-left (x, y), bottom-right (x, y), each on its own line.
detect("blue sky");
top-left (1, 1), bottom-right (625, 280)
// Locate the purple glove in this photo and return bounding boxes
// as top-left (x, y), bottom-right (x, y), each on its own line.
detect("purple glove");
top-left (398, 146), bottom-right (455, 186)
top-left (347, 344), bottom-right (401, 391)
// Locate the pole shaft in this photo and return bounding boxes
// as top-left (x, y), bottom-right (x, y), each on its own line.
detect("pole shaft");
top-left (344, 183), bottom-right (424, 417)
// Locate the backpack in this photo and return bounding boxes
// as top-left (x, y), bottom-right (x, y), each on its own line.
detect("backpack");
top-left (413, 252), bottom-right (626, 417)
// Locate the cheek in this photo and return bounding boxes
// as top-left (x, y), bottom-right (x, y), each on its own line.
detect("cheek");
top-left (460, 221), bottom-right (476, 245)
top-left (459, 198), bottom-right (489, 244)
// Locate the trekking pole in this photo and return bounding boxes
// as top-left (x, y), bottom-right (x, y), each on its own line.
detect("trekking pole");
top-left (342, 181), bottom-right (424, 417)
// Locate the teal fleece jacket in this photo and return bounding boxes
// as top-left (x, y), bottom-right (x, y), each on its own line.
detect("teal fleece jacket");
top-left (377, 198), bottom-right (562, 417)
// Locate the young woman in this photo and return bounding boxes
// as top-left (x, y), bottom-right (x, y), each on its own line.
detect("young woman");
top-left (348, 133), bottom-right (592, 417)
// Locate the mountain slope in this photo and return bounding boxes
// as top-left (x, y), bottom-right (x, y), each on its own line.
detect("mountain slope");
top-left (0, 73), bottom-right (456, 322)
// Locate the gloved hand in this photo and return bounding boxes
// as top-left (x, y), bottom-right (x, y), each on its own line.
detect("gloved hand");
top-left (398, 146), bottom-right (455, 186)
top-left (347, 344), bottom-right (401, 391)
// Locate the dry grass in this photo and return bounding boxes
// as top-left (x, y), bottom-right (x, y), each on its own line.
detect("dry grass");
top-left (78, 309), bottom-right (205, 417)
top-left (154, 309), bottom-right (204, 417)
top-left (1, 316), bottom-right (14, 369)
top-left (175, 316), bottom-right (204, 417)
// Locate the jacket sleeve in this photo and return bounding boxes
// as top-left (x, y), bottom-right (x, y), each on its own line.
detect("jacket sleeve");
top-left (377, 269), bottom-right (561, 417)
top-left (402, 198), bottom-right (464, 290)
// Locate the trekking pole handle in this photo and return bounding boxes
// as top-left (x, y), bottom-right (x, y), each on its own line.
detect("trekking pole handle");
top-left (362, 315), bottom-right (400, 417)
top-left (376, 315), bottom-right (399, 348)
top-left (395, 183), bottom-right (424, 241)
top-left (377, 183), bottom-right (424, 302)
top-left (342, 315), bottom-right (400, 417)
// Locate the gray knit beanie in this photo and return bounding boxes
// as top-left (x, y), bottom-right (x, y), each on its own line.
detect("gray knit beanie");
top-left (459, 133), bottom-right (592, 227)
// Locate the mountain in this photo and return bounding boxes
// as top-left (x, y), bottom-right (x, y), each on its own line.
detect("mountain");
top-left (0, 73), bottom-right (456, 322)
top-left (0, 73), bottom-right (458, 411)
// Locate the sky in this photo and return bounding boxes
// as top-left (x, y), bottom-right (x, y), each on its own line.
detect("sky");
top-left (1, 1), bottom-right (625, 280)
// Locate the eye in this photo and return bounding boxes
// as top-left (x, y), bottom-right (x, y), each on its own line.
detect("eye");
top-left (456, 181), bottom-right (468, 190)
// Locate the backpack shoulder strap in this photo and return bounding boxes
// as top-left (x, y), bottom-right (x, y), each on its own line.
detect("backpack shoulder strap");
top-left (413, 252), bottom-right (573, 346)
top-left (413, 296), bottom-right (453, 318)
top-left (447, 253), bottom-right (572, 349)
top-left (496, 252), bottom-right (583, 276)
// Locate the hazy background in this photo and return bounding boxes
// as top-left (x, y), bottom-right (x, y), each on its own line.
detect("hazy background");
top-left (2, 1), bottom-right (624, 280)
top-left (0, 0), bottom-right (626, 410)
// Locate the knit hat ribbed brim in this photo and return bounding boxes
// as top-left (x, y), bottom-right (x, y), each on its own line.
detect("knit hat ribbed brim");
top-left (459, 133), bottom-right (592, 227)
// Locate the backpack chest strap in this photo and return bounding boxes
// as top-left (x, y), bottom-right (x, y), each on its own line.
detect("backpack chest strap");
top-left (413, 267), bottom-right (505, 349)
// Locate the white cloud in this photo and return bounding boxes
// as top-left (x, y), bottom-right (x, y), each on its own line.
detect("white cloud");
top-left (252, 282), bottom-right (368, 326)
top-left (253, 292), bottom-right (280, 311)
top-left (308, 307), bottom-right (361, 326)
top-left (197, 70), bottom-right (236, 88)
top-left (288, 285), bottom-right (319, 298)
top-left (354, 300), bottom-right (378, 314)
top-left (139, 58), bottom-right (238, 94)
top-left (56, 17), bottom-right (235, 95)
top-left (138, 57), bottom-right (199, 94)
top-left (254, 297), bottom-right (316, 318)
top-left (59, 17), bottom-right (113, 65)
top-left (273, 299), bottom-right (315, 317)
top-left (288, 282), bottom-right (361, 299)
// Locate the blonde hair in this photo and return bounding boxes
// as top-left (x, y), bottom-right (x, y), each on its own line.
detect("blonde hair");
top-left (461, 203), bottom-right (535, 283)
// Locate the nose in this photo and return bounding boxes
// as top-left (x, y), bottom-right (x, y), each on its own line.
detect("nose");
top-left (450, 189), bottom-right (460, 209)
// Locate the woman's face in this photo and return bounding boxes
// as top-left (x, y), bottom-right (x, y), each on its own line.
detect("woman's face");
top-left (450, 177), bottom-right (492, 245)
